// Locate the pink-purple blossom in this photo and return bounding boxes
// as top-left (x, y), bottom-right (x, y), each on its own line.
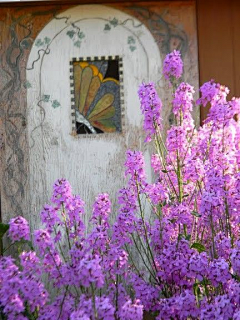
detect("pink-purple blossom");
top-left (8, 216), bottom-right (30, 242)
top-left (163, 50), bottom-right (183, 83)
top-left (1, 52), bottom-right (240, 320)
top-left (138, 82), bottom-right (162, 141)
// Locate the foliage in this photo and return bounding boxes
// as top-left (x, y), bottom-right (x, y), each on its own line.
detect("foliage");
top-left (1, 51), bottom-right (240, 319)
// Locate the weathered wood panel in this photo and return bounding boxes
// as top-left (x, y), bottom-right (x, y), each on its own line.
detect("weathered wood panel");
top-left (0, 1), bottom-right (199, 229)
top-left (197, 0), bottom-right (240, 122)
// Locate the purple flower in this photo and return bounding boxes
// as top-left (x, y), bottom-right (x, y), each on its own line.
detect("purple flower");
top-left (138, 82), bottom-right (162, 141)
top-left (8, 216), bottom-right (30, 242)
top-left (20, 251), bottom-right (41, 274)
top-left (118, 299), bottom-right (143, 320)
top-left (172, 82), bottom-right (195, 115)
top-left (125, 150), bottom-right (146, 188)
top-left (95, 296), bottom-right (115, 320)
top-left (77, 253), bottom-right (104, 288)
top-left (92, 193), bottom-right (111, 226)
top-left (166, 125), bottom-right (187, 154)
top-left (197, 80), bottom-right (229, 107)
top-left (163, 50), bottom-right (183, 83)
top-left (34, 229), bottom-right (54, 254)
top-left (145, 182), bottom-right (169, 205)
top-left (151, 154), bottom-right (161, 173)
top-left (41, 204), bottom-right (61, 232)
top-left (51, 178), bottom-right (72, 206)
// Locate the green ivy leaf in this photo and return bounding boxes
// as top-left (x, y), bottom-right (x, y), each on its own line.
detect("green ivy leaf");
top-left (35, 38), bottom-right (44, 47)
top-left (52, 100), bottom-right (60, 108)
top-left (129, 46), bottom-right (136, 52)
top-left (110, 17), bottom-right (118, 27)
top-left (78, 32), bottom-right (85, 39)
top-left (74, 40), bottom-right (81, 48)
top-left (0, 223), bottom-right (9, 239)
top-left (67, 30), bottom-right (76, 39)
top-left (104, 24), bottom-right (111, 31)
top-left (128, 36), bottom-right (136, 44)
top-left (191, 242), bottom-right (206, 253)
top-left (23, 81), bottom-right (32, 89)
top-left (44, 37), bottom-right (51, 45)
top-left (43, 95), bottom-right (50, 102)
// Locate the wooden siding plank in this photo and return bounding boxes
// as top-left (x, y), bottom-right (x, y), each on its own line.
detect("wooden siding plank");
top-left (232, 0), bottom-right (240, 97)
top-left (197, 0), bottom-right (234, 122)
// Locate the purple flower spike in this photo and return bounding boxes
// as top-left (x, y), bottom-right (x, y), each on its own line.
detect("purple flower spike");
top-left (51, 178), bottom-right (72, 206)
top-left (163, 50), bottom-right (183, 83)
top-left (138, 82), bottom-right (162, 141)
top-left (8, 216), bottom-right (30, 242)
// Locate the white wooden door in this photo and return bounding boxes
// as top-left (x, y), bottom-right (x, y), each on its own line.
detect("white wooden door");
top-left (26, 5), bottom-right (162, 228)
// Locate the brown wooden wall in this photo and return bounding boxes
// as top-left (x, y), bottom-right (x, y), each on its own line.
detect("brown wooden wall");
top-left (197, 0), bottom-right (240, 122)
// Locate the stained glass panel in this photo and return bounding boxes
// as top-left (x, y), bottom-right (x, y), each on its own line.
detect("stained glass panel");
top-left (70, 56), bottom-right (123, 134)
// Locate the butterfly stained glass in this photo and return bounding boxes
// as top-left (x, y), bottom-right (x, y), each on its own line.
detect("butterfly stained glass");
top-left (71, 57), bottom-right (122, 134)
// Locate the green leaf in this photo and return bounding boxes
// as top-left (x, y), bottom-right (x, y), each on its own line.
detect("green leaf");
top-left (74, 40), bottom-right (81, 48)
top-left (23, 81), bottom-right (32, 89)
top-left (231, 273), bottom-right (240, 282)
top-left (191, 211), bottom-right (202, 218)
top-left (129, 45), bottom-right (136, 52)
top-left (185, 234), bottom-right (191, 241)
top-left (43, 94), bottom-right (50, 102)
top-left (52, 100), bottom-right (60, 108)
top-left (35, 38), bottom-right (44, 47)
top-left (104, 24), bottom-right (111, 31)
top-left (44, 37), bottom-right (51, 45)
top-left (0, 223), bottom-right (9, 239)
top-left (110, 17), bottom-right (118, 27)
top-left (182, 194), bottom-right (189, 198)
top-left (161, 170), bottom-right (168, 173)
top-left (193, 282), bottom-right (201, 297)
top-left (67, 30), bottom-right (76, 39)
top-left (128, 36), bottom-right (136, 44)
top-left (78, 32), bottom-right (85, 39)
top-left (191, 242), bottom-right (206, 253)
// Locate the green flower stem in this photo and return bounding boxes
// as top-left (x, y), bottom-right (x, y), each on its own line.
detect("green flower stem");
top-left (124, 245), bottom-right (144, 279)
top-left (131, 233), bottom-right (157, 283)
top-left (57, 285), bottom-right (69, 320)
top-left (176, 150), bottom-right (183, 203)
top-left (61, 205), bottom-right (71, 251)
top-left (136, 181), bottom-right (159, 276)
top-left (154, 135), bottom-right (178, 199)
top-left (53, 226), bottom-right (67, 263)
top-left (91, 283), bottom-right (98, 320)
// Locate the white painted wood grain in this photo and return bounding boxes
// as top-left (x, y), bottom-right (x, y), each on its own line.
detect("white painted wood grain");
top-left (26, 5), bottom-right (162, 230)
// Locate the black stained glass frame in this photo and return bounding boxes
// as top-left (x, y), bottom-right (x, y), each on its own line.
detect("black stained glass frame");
top-left (69, 55), bottom-right (124, 136)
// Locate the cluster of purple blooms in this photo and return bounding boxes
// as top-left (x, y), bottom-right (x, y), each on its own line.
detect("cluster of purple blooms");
top-left (1, 50), bottom-right (240, 319)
